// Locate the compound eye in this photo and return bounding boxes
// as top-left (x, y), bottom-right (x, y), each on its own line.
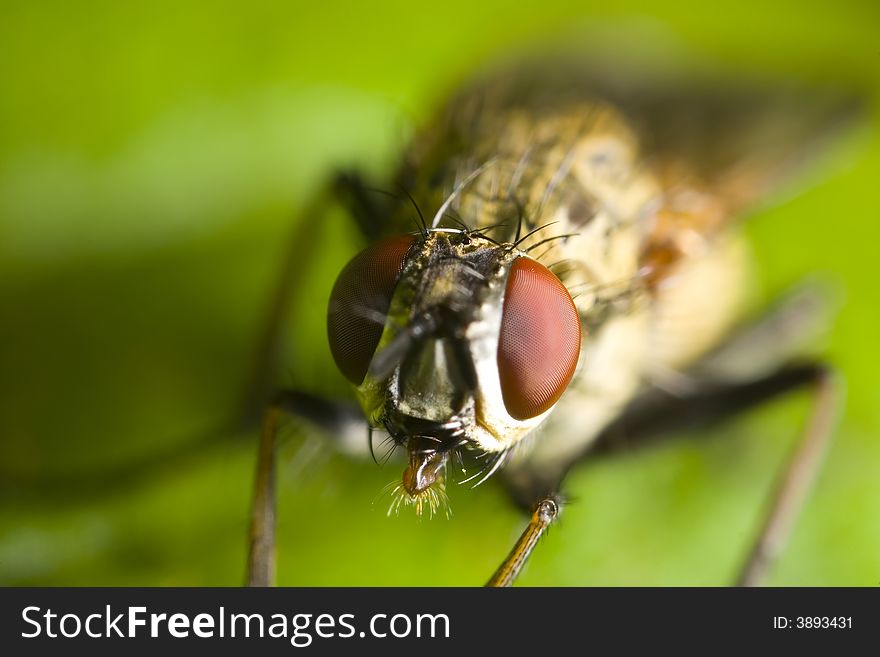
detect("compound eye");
top-left (327, 234), bottom-right (416, 385)
top-left (497, 257), bottom-right (581, 420)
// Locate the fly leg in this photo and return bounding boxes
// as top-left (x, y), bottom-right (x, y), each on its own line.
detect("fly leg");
top-left (241, 170), bottom-right (390, 424)
top-left (245, 170), bottom-right (386, 586)
top-left (247, 402), bottom-right (280, 586)
top-left (734, 366), bottom-right (838, 586)
top-left (601, 283), bottom-right (842, 586)
top-left (247, 389), bottom-right (368, 586)
top-left (600, 362), bottom-right (839, 586)
top-left (493, 363), bottom-right (838, 587)
top-left (486, 495), bottom-right (562, 587)
top-left (502, 282), bottom-right (841, 585)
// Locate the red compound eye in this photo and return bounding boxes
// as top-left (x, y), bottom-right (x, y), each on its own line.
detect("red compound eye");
top-left (497, 257), bottom-right (581, 420)
top-left (327, 234), bottom-right (415, 385)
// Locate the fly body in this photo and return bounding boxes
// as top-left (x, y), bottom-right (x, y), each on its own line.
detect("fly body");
top-left (250, 59), bottom-right (857, 586)
top-left (328, 66), bottom-right (806, 509)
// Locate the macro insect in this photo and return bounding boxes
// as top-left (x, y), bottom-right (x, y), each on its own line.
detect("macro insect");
top-left (243, 56), bottom-right (856, 587)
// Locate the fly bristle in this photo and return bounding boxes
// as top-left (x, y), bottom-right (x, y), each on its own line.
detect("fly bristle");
top-left (386, 481), bottom-right (451, 519)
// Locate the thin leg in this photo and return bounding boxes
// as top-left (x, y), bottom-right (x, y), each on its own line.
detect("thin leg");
top-left (500, 362), bottom-right (838, 587)
top-left (486, 495), bottom-right (562, 587)
top-left (240, 170), bottom-right (389, 424)
top-left (504, 282), bottom-right (836, 510)
top-left (240, 198), bottom-right (325, 425)
top-left (736, 365), bottom-right (840, 586)
top-left (592, 364), bottom-right (832, 459)
top-left (246, 390), bottom-right (370, 586)
top-left (501, 364), bottom-right (831, 511)
top-left (247, 403), bottom-right (281, 587)
top-left (498, 283), bottom-right (838, 584)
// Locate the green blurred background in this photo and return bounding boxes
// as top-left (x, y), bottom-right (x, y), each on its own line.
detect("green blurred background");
top-left (1, 0), bottom-right (878, 586)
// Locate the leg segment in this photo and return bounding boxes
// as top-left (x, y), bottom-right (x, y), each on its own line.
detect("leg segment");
top-left (244, 170), bottom-right (393, 586)
top-left (597, 363), bottom-right (840, 586)
top-left (240, 170), bottom-right (389, 424)
top-left (247, 403), bottom-right (281, 587)
top-left (498, 283), bottom-right (839, 585)
top-left (486, 495), bottom-right (562, 587)
top-left (735, 365), bottom-right (839, 586)
top-left (500, 361), bottom-right (839, 587)
top-left (246, 390), bottom-right (368, 587)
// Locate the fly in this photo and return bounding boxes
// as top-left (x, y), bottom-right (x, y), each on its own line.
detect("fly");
top-left (244, 57), bottom-right (858, 587)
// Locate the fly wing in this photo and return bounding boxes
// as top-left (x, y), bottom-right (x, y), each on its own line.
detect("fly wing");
top-left (595, 76), bottom-right (862, 218)
top-left (435, 55), bottom-right (863, 222)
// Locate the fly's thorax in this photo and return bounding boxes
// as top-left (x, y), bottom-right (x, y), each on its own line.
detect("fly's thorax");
top-left (406, 101), bottom-right (661, 317)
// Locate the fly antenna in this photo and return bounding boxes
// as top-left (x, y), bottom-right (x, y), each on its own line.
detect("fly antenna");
top-left (368, 312), bottom-right (438, 381)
